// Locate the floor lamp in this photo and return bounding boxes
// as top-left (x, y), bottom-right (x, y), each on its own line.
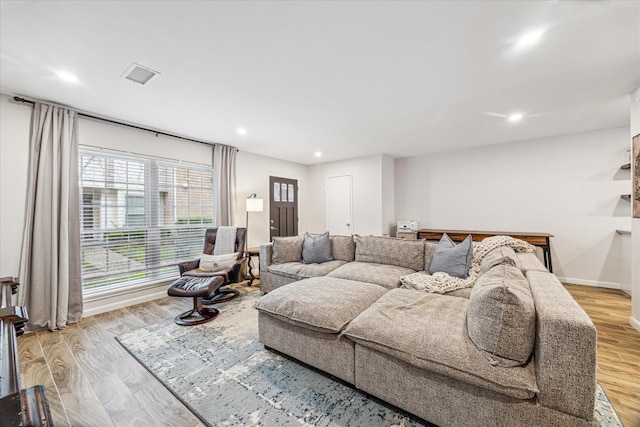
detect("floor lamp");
top-left (246, 193), bottom-right (264, 250)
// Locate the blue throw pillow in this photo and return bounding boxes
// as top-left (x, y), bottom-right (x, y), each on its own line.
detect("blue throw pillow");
top-left (301, 231), bottom-right (334, 264)
top-left (428, 233), bottom-right (473, 278)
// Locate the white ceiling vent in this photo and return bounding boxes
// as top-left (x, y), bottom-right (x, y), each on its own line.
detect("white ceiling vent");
top-left (122, 63), bottom-right (160, 85)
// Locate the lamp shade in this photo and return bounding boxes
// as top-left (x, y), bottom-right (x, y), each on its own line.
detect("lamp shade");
top-left (246, 198), bottom-right (264, 212)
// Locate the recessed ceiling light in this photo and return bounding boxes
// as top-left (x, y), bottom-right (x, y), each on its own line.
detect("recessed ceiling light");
top-left (515, 28), bottom-right (545, 50)
top-left (55, 70), bottom-right (80, 84)
top-left (122, 63), bottom-right (160, 85)
top-left (314, 151), bottom-right (322, 157)
top-left (237, 128), bottom-right (247, 136)
top-left (508, 113), bottom-right (523, 122)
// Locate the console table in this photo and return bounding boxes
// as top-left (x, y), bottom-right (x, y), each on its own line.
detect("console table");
top-left (417, 229), bottom-right (554, 272)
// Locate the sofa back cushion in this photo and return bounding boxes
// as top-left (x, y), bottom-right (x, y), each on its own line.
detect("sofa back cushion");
top-left (424, 241), bottom-right (438, 272)
top-left (329, 235), bottom-right (355, 262)
top-left (479, 246), bottom-right (521, 275)
top-left (467, 263), bottom-right (535, 367)
top-left (272, 235), bottom-right (304, 264)
top-left (355, 235), bottom-right (425, 271)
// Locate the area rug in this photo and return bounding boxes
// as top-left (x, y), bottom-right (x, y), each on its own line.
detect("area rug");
top-left (116, 292), bottom-right (623, 427)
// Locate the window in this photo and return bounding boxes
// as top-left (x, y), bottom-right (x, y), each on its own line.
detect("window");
top-left (78, 147), bottom-right (215, 292)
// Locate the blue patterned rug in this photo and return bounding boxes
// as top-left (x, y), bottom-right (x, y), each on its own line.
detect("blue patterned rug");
top-left (116, 292), bottom-right (623, 427)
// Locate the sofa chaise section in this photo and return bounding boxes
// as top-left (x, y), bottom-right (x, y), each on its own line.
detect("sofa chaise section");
top-left (256, 277), bottom-right (387, 384)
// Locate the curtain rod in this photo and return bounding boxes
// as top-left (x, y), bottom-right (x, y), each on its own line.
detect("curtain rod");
top-left (12, 96), bottom-right (228, 149)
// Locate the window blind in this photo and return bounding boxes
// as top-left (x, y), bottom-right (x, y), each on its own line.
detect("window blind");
top-left (78, 148), bottom-right (215, 292)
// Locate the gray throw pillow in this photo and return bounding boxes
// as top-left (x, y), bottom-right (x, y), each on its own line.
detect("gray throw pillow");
top-left (302, 231), bottom-right (334, 264)
top-left (428, 233), bottom-right (473, 278)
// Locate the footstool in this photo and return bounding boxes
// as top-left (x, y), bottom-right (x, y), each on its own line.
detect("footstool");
top-left (167, 276), bottom-right (225, 326)
top-left (255, 277), bottom-right (388, 383)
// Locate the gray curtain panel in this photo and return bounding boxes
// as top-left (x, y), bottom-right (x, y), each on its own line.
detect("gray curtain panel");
top-left (18, 103), bottom-right (83, 331)
top-left (214, 144), bottom-right (237, 226)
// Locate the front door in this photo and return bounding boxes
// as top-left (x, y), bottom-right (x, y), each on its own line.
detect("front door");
top-left (269, 176), bottom-right (298, 240)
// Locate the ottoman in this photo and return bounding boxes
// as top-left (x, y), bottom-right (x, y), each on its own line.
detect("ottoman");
top-left (255, 277), bottom-right (387, 383)
top-left (168, 276), bottom-right (225, 325)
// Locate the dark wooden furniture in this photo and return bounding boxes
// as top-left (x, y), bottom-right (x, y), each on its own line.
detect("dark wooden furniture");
top-left (0, 277), bottom-right (53, 426)
top-left (417, 229), bottom-right (554, 272)
top-left (245, 247), bottom-right (260, 286)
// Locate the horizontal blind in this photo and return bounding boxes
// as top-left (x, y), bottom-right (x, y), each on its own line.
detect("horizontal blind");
top-left (78, 148), bottom-right (215, 292)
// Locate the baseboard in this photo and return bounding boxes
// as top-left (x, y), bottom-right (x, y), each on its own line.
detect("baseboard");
top-left (83, 284), bottom-right (169, 317)
top-left (556, 277), bottom-right (621, 290)
top-left (630, 316), bottom-right (640, 333)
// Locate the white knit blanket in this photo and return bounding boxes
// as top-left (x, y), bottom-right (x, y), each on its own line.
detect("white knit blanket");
top-left (213, 226), bottom-right (238, 255)
top-left (400, 235), bottom-right (536, 294)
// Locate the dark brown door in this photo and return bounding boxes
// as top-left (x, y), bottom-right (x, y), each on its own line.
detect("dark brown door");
top-left (269, 176), bottom-right (298, 240)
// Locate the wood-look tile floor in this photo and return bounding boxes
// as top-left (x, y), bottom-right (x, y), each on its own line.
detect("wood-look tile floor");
top-left (17, 282), bottom-right (639, 426)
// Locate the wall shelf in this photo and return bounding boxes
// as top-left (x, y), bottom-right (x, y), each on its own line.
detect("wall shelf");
top-left (616, 229), bottom-right (632, 235)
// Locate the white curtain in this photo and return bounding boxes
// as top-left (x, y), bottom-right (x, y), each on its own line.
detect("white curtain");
top-left (214, 144), bottom-right (237, 226)
top-left (18, 103), bottom-right (83, 331)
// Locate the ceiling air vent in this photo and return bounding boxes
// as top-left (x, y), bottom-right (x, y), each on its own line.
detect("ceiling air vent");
top-left (122, 63), bottom-right (160, 85)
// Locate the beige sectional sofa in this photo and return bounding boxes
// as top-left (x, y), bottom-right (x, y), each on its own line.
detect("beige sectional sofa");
top-left (255, 234), bottom-right (598, 427)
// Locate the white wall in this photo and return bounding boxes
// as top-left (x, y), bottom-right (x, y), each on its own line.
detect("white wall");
top-left (234, 150), bottom-right (310, 249)
top-left (630, 87), bottom-right (640, 332)
top-left (395, 127), bottom-right (631, 288)
top-left (0, 94), bottom-right (31, 277)
top-left (306, 154), bottom-right (391, 236)
top-left (381, 154), bottom-right (396, 234)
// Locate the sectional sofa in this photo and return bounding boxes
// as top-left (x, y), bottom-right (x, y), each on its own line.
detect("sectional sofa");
top-left (255, 234), bottom-right (598, 427)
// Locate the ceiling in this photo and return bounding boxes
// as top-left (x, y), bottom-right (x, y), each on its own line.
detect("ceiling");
top-left (1, 1), bottom-right (639, 165)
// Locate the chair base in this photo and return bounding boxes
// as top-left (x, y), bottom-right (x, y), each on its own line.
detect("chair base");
top-left (202, 287), bottom-right (240, 305)
top-left (174, 296), bottom-right (220, 326)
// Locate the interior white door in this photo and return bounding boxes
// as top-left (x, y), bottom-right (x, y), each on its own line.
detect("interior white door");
top-left (326, 175), bottom-right (353, 235)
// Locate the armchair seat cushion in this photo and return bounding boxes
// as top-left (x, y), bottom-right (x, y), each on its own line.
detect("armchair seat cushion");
top-left (182, 269), bottom-right (229, 279)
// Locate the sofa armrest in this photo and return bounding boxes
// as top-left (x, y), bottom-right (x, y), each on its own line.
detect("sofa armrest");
top-left (260, 243), bottom-right (273, 271)
top-left (178, 259), bottom-right (200, 276)
top-left (527, 271), bottom-right (596, 421)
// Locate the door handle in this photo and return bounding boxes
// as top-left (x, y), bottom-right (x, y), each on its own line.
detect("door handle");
top-left (270, 226), bottom-right (278, 231)
top-left (346, 223), bottom-right (350, 227)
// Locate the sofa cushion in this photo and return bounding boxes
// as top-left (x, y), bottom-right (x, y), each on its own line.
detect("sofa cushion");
top-left (302, 232), bottom-right (333, 264)
top-left (327, 261), bottom-right (416, 289)
top-left (272, 235), bottom-right (304, 264)
top-left (329, 235), bottom-right (355, 262)
top-left (479, 246), bottom-right (520, 275)
top-left (467, 264), bottom-right (536, 367)
top-left (354, 235), bottom-right (425, 271)
top-left (267, 260), bottom-right (347, 280)
top-left (516, 252), bottom-right (548, 272)
top-left (424, 241), bottom-right (437, 272)
top-left (429, 233), bottom-right (473, 278)
top-left (255, 277), bottom-right (387, 333)
top-left (343, 288), bottom-right (538, 400)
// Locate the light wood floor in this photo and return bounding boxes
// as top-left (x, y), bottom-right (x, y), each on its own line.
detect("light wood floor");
top-left (17, 282), bottom-right (639, 427)
top-left (564, 284), bottom-right (640, 427)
